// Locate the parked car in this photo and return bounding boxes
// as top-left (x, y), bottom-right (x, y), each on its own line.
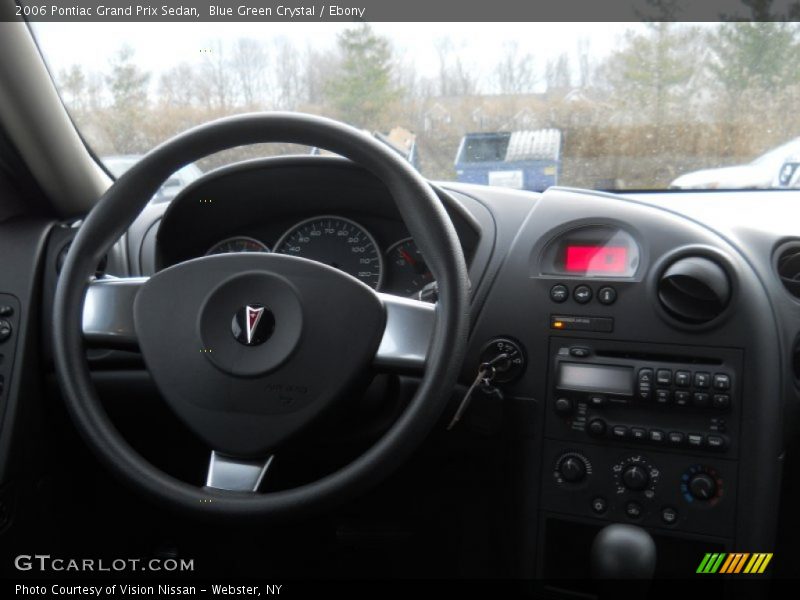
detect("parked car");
top-left (670, 136), bottom-right (800, 189)
top-left (776, 155), bottom-right (800, 188)
top-left (103, 154), bottom-right (203, 202)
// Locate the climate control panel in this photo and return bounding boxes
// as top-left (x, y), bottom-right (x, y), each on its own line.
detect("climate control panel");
top-left (540, 440), bottom-right (736, 537)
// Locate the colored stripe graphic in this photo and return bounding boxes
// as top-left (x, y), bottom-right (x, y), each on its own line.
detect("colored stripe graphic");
top-left (719, 554), bottom-right (735, 573)
top-left (702, 553), bottom-right (726, 573)
top-left (733, 553), bottom-right (750, 573)
top-left (697, 553), bottom-right (714, 573)
top-left (698, 553), bottom-right (773, 574)
top-left (753, 552), bottom-right (772, 573)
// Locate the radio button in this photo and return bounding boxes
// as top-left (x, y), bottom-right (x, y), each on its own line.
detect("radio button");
top-left (694, 372), bottom-right (711, 388)
top-left (569, 346), bottom-right (591, 358)
top-left (631, 427), bottom-right (647, 441)
top-left (674, 370), bottom-right (691, 387)
top-left (687, 433), bottom-right (704, 447)
top-left (587, 418), bottom-right (607, 437)
top-left (712, 394), bottom-right (731, 410)
top-left (637, 368), bottom-right (653, 400)
top-left (668, 431), bottom-right (685, 445)
top-left (706, 435), bottom-right (727, 450)
top-left (611, 425), bottom-right (629, 439)
top-left (692, 392), bottom-right (710, 408)
top-left (674, 391), bottom-right (691, 406)
top-left (649, 429), bottom-right (665, 443)
top-left (656, 369), bottom-right (672, 385)
top-left (655, 389), bottom-right (671, 405)
top-left (713, 373), bottom-right (731, 391)
top-left (550, 284), bottom-right (569, 303)
top-left (588, 395), bottom-right (606, 408)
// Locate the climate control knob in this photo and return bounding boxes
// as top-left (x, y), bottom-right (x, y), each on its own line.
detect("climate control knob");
top-left (559, 456), bottom-right (586, 483)
top-left (622, 465), bottom-right (650, 491)
top-left (554, 452), bottom-right (592, 485)
top-left (681, 465), bottom-right (723, 505)
top-left (613, 455), bottom-right (660, 497)
top-left (688, 473), bottom-right (717, 501)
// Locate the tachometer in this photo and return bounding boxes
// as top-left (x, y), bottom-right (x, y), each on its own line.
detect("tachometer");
top-left (205, 236), bottom-right (270, 256)
top-left (274, 216), bottom-right (383, 289)
top-left (384, 237), bottom-right (434, 297)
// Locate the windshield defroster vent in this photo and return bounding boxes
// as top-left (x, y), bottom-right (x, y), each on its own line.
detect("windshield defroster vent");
top-left (777, 243), bottom-right (800, 299)
top-left (657, 256), bottom-right (731, 324)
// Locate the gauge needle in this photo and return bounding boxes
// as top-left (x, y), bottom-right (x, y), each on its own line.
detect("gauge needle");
top-left (399, 248), bottom-right (416, 266)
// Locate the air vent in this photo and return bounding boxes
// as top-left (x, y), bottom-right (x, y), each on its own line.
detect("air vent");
top-left (657, 256), bottom-right (731, 324)
top-left (777, 243), bottom-right (800, 299)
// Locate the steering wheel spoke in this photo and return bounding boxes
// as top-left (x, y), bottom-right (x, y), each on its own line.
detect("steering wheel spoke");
top-left (374, 293), bottom-right (436, 373)
top-left (82, 276), bottom-right (147, 349)
top-left (205, 451), bottom-right (274, 492)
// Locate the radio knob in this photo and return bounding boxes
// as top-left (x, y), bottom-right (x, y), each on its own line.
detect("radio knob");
top-left (622, 465), bottom-right (650, 491)
top-left (554, 397), bottom-right (574, 415)
top-left (688, 473), bottom-right (717, 501)
top-left (587, 418), bottom-right (607, 437)
top-left (558, 456), bottom-right (587, 483)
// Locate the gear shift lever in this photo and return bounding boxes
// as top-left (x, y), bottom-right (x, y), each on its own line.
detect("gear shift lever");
top-left (591, 523), bottom-right (657, 579)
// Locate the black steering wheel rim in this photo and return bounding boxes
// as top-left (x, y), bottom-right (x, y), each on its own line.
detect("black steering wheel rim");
top-left (52, 112), bottom-right (470, 518)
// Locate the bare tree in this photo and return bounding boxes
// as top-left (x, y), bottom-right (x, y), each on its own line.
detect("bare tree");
top-left (435, 37), bottom-right (478, 97)
top-left (231, 38), bottom-right (268, 108)
top-left (545, 53), bottom-right (572, 91)
top-left (495, 41), bottom-right (536, 94)
top-left (304, 45), bottom-right (336, 107)
top-left (104, 45), bottom-right (150, 153)
top-left (272, 37), bottom-right (303, 110)
top-left (576, 38), bottom-right (593, 88)
top-left (197, 40), bottom-right (232, 111)
top-left (158, 63), bottom-right (197, 108)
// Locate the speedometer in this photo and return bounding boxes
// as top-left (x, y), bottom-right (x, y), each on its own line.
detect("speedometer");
top-left (205, 236), bottom-right (270, 256)
top-left (274, 216), bottom-right (383, 289)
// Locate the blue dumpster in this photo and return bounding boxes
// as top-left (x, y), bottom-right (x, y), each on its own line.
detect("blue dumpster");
top-left (454, 129), bottom-right (561, 191)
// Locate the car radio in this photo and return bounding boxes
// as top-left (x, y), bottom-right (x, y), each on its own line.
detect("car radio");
top-left (546, 337), bottom-right (741, 457)
top-left (541, 337), bottom-right (743, 538)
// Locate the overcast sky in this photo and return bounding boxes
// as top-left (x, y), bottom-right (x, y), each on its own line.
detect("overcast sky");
top-left (32, 22), bottom-right (648, 90)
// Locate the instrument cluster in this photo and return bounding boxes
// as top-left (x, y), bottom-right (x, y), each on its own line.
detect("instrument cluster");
top-left (204, 214), bottom-right (434, 299)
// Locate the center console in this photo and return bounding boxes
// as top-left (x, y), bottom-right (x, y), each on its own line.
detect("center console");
top-left (542, 337), bottom-right (740, 539)
top-left (462, 187), bottom-right (783, 587)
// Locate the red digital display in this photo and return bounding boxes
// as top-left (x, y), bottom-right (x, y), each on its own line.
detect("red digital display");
top-left (565, 245), bottom-right (628, 274)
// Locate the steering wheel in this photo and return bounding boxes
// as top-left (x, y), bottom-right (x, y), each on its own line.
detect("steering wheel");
top-left (53, 113), bottom-right (470, 518)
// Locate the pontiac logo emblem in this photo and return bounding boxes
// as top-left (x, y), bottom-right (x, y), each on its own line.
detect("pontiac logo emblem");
top-left (232, 304), bottom-right (274, 346)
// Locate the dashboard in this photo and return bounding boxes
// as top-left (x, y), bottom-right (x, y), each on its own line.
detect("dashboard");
top-left (12, 154), bottom-right (800, 587)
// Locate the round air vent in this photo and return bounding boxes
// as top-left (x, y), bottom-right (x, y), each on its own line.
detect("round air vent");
top-left (777, 243), bottom-right (800, 299)
top-left (657, 256), bottom-right (731, 324)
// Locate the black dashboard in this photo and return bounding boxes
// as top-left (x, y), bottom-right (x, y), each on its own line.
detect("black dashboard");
top-left (8, 155), bottom-right (800, 587)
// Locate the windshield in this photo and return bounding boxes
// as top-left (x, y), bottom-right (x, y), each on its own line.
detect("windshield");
top-left (31, 21), bottom-right (800, 192)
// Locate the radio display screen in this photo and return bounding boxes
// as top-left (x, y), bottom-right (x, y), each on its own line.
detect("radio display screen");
top-left (564, 245), bottom-right (628, 274)
top-left (557, 363), bottom-right (633, 395)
